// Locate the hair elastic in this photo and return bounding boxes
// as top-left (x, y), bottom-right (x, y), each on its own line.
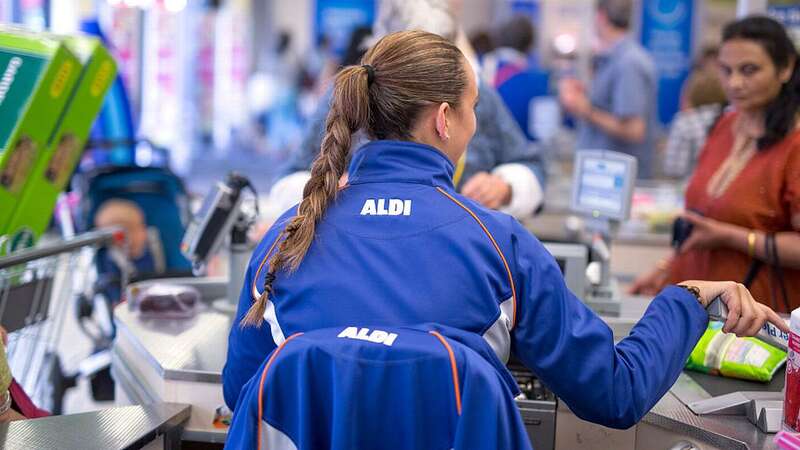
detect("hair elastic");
top-left (362, 64), bottom-right (375, 86)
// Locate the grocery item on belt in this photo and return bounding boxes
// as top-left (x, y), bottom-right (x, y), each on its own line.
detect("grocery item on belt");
top-left (783, 308), bottom-right (800, 432)
top-left (686, 321), bottom-right (786, 383)
top-left (130, 283), bottom-right (199, 319)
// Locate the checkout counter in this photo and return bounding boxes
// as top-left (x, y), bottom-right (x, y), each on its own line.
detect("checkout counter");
top-left (110, 153), bottom-right (787, 449)
top-left (112, 280), bottom-right (786, 449)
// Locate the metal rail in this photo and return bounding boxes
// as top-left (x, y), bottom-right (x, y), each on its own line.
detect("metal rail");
top-left (0, 228), bottom-right (123, 270)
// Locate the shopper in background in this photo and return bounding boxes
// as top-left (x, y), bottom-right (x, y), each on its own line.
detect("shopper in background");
top-left (481, 15), bottom-right (538, 88)
top-left (559, 0), bottom-right (659, 179)
top-left (630, 16), bottom-right (800, 313)
top-left (481, 15), bottom-right (550, 142)
top-left (264, 0), bottom-right (546, 225)
top-left (663, 62), bottom-right (728, 179)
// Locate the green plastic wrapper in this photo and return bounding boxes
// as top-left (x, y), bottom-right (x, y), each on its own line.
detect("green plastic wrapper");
top-left (685, 321), bottom-right (787, 382)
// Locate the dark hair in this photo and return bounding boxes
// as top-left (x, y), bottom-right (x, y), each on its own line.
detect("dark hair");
top-left (497, 15), bottom-right (536, 53)
top-left (469, 30), bottom-right (494, 57)
top-left (340, 26), bottom-right (373, 68)
top-left (723, 16), bottom-right (800, 150)
top-left (597, 0), bottom-right (632, 30)
top-left (242, 31), bottom-right (468, 325)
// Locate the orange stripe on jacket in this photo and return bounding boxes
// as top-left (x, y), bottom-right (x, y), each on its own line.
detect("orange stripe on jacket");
top-left (429, 331), bottom-right (462, 416)
top-left (435, 187), bottom-right (518, 328)
top-left (257, 332), bottom-right (304, 450)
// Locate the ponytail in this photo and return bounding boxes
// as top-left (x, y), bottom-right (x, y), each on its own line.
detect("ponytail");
top-left (241, 65), bottom-right (371, 326)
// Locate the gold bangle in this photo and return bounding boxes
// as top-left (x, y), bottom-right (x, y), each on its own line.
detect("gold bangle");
top-left (747, 231), bottom-right (756, 258)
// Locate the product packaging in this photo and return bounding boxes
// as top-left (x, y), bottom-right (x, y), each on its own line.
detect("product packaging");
top-left (0, 28), bottom-right (81, 244)
top-left (3, 33), bottom-right (116, 250)
top-left (783, 308), bottom-right (800, 431)
top-left (686, 321), bottom-right (787, 383)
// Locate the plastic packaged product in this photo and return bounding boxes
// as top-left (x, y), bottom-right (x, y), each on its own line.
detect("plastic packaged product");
top-left (784, 308), bottom-right (800, 432)
top-left (685, 321), bottom-right (786, 383)
top-left (774, 430), bottom-right (800, 449)
top-left (130, 283), bottom-right (199, 319)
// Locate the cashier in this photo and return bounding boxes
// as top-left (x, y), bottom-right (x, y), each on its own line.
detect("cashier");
top-left (223, 31), bottom-right (787, 429)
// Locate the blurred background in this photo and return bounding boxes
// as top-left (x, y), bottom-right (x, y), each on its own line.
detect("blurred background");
top-left (2, 0), bottom-right (794, 199)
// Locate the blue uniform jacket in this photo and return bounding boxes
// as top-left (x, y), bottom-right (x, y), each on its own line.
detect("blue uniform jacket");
top-left (224, 140), bottom-right (708, 430)
top-left (225, 325), bottom-right (532, 450)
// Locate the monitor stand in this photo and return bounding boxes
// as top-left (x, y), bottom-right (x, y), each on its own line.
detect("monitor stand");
top-left (583, 217), bottom-right (622, 316)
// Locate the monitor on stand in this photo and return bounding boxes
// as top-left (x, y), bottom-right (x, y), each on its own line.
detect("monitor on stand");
top-left (570, 150), bottom-right (637, 316)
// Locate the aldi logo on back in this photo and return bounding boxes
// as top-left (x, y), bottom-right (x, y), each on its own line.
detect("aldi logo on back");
top-left (338, 327), bottom-right (399, 346)
top-left (360, 198), bottom-right (412, 216)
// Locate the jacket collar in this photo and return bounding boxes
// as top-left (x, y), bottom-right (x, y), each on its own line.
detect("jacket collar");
top-left (347, 140), bottom-right (455, 189)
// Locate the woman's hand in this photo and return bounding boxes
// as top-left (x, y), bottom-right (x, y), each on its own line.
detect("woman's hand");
top-left (461, 172), bottom-right (512, 209)
top-left (680, 280), bottom-right (789, 336)
top-left (678, 211), bottom-right (735, 253)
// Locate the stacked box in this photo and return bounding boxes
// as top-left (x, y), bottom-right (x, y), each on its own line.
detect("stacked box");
top-left (3, 35), bottom-right (117, 250)
top-left (0, 29), bottom-right (81, 251)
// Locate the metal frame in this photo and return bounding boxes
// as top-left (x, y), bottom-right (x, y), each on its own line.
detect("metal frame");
top-left (0, 228), bottom-right (125, 412)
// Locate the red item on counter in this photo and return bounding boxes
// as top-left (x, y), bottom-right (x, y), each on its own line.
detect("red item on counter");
top-left (9, 379), bottom-right (49, 418)
top-left (785, 310), bottom-right (800, 431)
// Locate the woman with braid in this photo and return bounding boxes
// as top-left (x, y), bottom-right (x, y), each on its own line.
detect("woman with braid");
top-left (223, 31), bottom-right (785, 437)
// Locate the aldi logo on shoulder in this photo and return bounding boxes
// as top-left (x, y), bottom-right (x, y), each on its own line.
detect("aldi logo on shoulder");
top-left (360, 198), bottom-right (412, 216)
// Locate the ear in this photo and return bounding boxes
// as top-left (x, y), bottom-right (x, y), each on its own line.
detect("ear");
top-left (435, 102), bottom-right (451, 141)
top-left (779, 60), bottom-right (795, 84)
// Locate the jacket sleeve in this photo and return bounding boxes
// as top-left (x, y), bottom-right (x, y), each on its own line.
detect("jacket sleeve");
top-left (222, 231), bottom-right (281, 410)
top-left (508, 220), bottom-right (708, 429)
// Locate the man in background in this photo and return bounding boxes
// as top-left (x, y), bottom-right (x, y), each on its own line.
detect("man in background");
top-left (560, 0), bottom-right (659, 178)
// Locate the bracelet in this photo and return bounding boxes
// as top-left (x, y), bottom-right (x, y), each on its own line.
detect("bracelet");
top-left (747, 231), bottom-right (757, 258)
top-left (677, 284), bottom-right (703, 304)
top-left (0, 390), bottom-right (12, 416)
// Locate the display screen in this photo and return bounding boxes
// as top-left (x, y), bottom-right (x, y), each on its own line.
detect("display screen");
top-left (576, 157), bottom-right (628, 217)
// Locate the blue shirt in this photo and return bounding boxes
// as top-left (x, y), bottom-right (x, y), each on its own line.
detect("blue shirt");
top-left (577, 37), bottom-right (659, 179)
top-left (223, 139), bottom-right (708, 430)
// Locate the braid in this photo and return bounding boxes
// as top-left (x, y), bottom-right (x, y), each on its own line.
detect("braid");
top-left (241, 66), bottom-right (370, 327)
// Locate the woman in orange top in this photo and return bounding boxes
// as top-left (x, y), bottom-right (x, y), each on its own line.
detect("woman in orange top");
top-left (631, 16), bottom-right (800, 313)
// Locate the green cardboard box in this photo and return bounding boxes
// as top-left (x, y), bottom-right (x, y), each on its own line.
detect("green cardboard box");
top-left (3, 35), bottom-right (116, 250)
top-left (0, 29), bottom-right (81, 248)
